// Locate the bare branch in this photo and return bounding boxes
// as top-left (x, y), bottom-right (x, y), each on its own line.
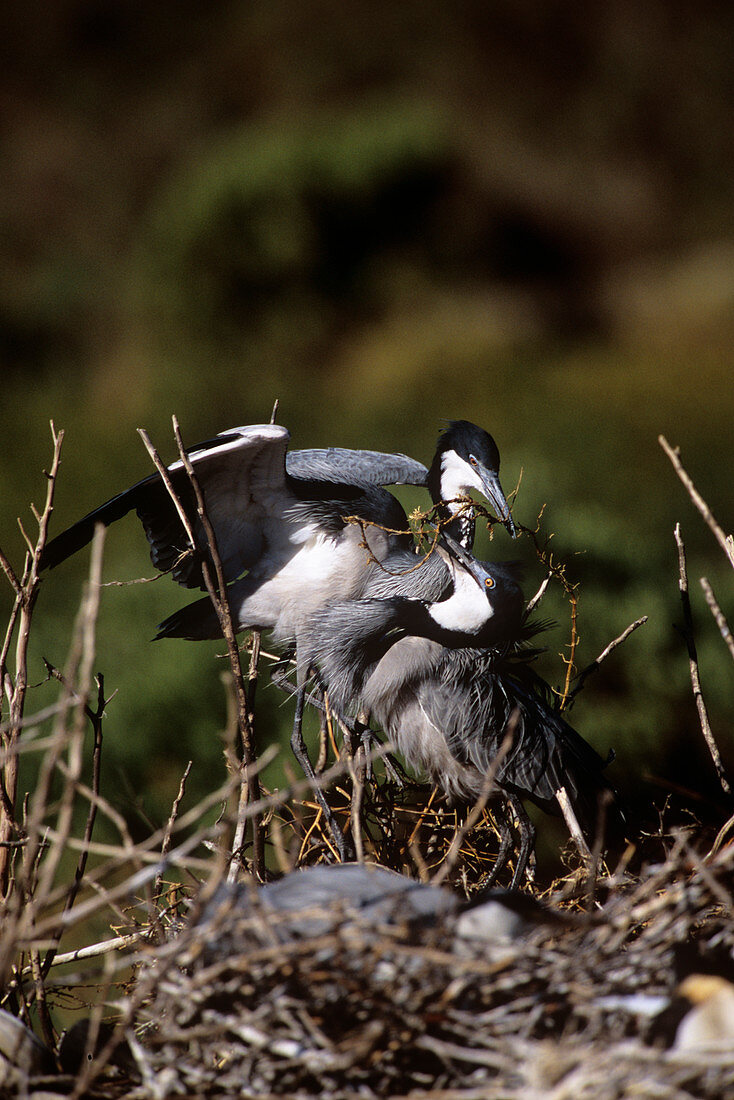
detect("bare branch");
top-left (25, 932), bottom-right (148, 972)
top-left (674, 524), bottom-right (731, 796)
top-left (660, 435), bottom-right (734, 569)
top-left (555, 785), bottom-right (592, 861)
top-left (525, 570), bottom-right (552, 614)
top-left (171, 415), bottom-right (265, 880)
top-left (567, 616), bottom-right (648, 703)
top-left (228, 635), bottom-right (262, 884)
top-left (41, 672), bottom-right (109, 980)
top-left (155, 761), bottom-right (193, 901)
top-left (35, 526), bottom-right (105, 911)
top-left (1, 423), bottom-right (64, 892)
top-left (706, 810), bottom-right (734, 861)
top-left (137, 419), bottom-right (265, 879)
top-left (700, 576), bottom-right (734, 664)
top-left (0, 544), bottom-right (23, 597)
top-left (137, 427), bottom-right (198, 547)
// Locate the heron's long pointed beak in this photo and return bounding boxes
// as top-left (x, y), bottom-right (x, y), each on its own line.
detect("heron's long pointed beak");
top-left (476, 467), bottom-right (517, 538)
top-left (439, 530), bottom-right (489, 591)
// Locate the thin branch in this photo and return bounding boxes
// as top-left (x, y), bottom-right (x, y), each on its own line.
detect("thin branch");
top-left (155, 761), bottom-right (193, 901)
top-left (0, 545), bottom-right (23, 597)
top-left (41, 672), bottom-right (108, 979)
top-left (660, 435), bottom-right (734, 569)
top-left (137, 427), bottom-right (199, 564)
top-left (706, 810), bottom-right (734, 861)
top-left (1, 423), bottom-right (64, 893)
top-left (674, 524), bottom-right (731, 796)
top-left (525, 571), bottom-right (552, 614)
top-left (700, 576), bottom-right (734, 664)
top-left (24, 932), bottom-right (148, 973)
top-left (33, 524), bottom-right (105, 907)
top-left (520, 512), bottom-right (582, 709)
top-left (28, 947), bottom-right (54, 1048)
top-left (555, 785), bottom-right (592, 861)
top-left (228, 635), bottom-right (262, 884)
top-left (0, 602), bottom-right (23, 713)
top-left (567, 616), bottom-right (648, 703)
top-left (138, 420), bottom-right (265, 880)
top-left (171, 416), bottom-right (265, 881)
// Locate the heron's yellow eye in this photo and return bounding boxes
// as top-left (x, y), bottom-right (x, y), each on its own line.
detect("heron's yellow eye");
top-left (485, 576), bottom-right (495, 589)
top-left (469, 455), bottom-right (478, 466)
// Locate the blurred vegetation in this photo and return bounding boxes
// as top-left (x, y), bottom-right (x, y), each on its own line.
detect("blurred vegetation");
top-left (2, 0), bottom-right (733, 846)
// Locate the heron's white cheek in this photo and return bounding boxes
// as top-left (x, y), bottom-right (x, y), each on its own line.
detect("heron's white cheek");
top-left (440, 450), bottom-right (479, 508)
top-left (427, 580), bottom-right (492, 635)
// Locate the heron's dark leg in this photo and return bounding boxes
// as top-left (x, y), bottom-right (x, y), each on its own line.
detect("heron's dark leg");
top-left (273, 664), bottom-right (403, 786)
top-left (480, 797), bottom-right (515, 888)
top-left (291, 683), bottom-right (355, 862)
top-left (272, 649), bottom-right (324, 711)
top-left (345, 711), bottom-right (372, 781)
top-left (340, 708), bottom-right (401, 787)
top-left (506, 794), bottom-right (536, 888)
top-left (340, 715), bottom-right (404, 786)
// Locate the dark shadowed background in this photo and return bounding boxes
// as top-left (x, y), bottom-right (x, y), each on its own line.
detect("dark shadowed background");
top-left (2, 1), bottom-right (733, 855)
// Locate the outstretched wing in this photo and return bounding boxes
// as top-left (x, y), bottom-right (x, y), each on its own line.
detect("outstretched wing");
top-left (286, 448), bottom-right (428, 487)
top-left (40, 424), bottom-right (293, 589)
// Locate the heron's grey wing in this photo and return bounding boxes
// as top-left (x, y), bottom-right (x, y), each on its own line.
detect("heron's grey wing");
top-left (41, 424), bottom-right (293, 589)
top-left (287, 448), bottom-right (428, 487)
top-left (404, 650), bottom-right (545, 802)
top-left (431, 651), bottom-right (617, 830)
top-left (491, 672), bottom-right (616, 827)
top-left (426, 651), bottom-right (543, 782)
top-left (426, 651), bottom-right (514, 770)
top-left (362, 546), bottom-right (451, 601)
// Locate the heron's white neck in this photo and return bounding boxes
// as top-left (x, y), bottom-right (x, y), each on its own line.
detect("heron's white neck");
top-left (426, 561), bottom-right (494, 636)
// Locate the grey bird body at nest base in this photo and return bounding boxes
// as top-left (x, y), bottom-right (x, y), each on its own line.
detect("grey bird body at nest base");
top-left (198, 862), bottom-right (561, 953)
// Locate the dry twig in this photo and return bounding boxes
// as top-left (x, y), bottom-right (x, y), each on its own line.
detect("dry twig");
top-left (0, 423), bottom-right (64, 893)
top-left (567, 616), bottom-right (648, 703)
top-left (700, 576), bottom-right (734, 664)
top-left (674, 524), bottom-right (731, 796)
top-left (660, 435), bottom-right (734, 569)
top-left (138, 419), bottom-right (266, 880)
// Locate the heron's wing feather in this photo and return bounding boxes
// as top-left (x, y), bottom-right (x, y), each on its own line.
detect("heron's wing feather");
top-left (41, 424), bottom-right (293, 589)
top-left (39, 470), bottom-right (161, 571)
top-left (287, 448), bottom-right (428, 487)
top-left (423, 650), bottom-right (617, 832)
top-left (362, 547), bottom-right (451, 601)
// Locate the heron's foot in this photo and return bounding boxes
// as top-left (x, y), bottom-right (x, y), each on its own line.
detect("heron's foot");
top-left (507, 794), bottom-right (536, 889)
top-left (479, 808), bottom-right (515, 889)
top-left (291, 695), bottom-right (356, 863)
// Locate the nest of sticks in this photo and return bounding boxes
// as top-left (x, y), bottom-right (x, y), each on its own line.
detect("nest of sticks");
top-left (70, 834), bottom-right (734, 1099)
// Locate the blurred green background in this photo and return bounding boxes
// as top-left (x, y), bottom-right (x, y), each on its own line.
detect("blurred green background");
top-left (2, 0), bottom-right (733, 843)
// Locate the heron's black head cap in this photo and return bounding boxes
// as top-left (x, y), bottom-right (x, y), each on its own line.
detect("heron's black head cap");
top-left (436, 421), bottom-right (501, 475)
